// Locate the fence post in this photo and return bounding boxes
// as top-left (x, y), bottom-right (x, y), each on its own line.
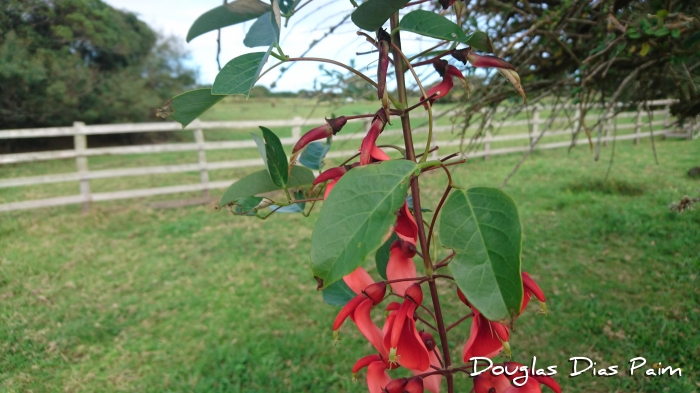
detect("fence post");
top-left (662, 104), bottom-right (670, 137)
top-left (531, 107), bottom-right (540, 146)
top-left (291, 116), bottom-right (303, 139)
top-left (192, 120), bottom-right (210, 197)
top-left (73, 121), bottom-right (91, 213)
top-left (483, 131), bottom-right (491, 160)
top-left (634, 104), bottom-right (642, 144)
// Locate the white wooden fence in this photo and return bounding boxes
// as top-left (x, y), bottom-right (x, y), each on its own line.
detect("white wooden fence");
top-left (0, 99), bottom-right (697, 213)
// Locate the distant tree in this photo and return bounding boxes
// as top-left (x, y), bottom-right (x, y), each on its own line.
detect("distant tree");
top-left (0, 0), bottom-right (198, 129)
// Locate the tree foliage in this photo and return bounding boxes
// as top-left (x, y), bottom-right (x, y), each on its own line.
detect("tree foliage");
top-left (439, 0), bottom-right (700, 131)
top-left (0, 0), bottom-right (197, 129)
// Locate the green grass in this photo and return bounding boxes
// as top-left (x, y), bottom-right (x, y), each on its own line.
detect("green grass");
top-left (1, 130), bottom-right (699, 392)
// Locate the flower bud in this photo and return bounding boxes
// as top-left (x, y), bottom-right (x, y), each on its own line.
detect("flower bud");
top-left (363, 282), bottom-right (387, 305)
top-left (313, 166), bottom-right (348, 186)
top-left (376, 29), bottom-right (391, 102)
top-left (432, 59), bottom-right (448, 77)
top-left (326, 116), bottom-right (347, 134)
top-left (292, 124), bottom-right (332, 154)
top-left (383, 377), bottom-right (408, 393)
top-left (466, 52), bottom-right (516, 70)
top-left (404, 377), bottom-right (424, 393)
top-left (438, 0), bottom-right (453, 9)
top-left (405, 283), bottom-right (423, 305)
top-left (419, 331), bottom-right (436, 351)
top-left (292, 117), bottom-right (347, 154)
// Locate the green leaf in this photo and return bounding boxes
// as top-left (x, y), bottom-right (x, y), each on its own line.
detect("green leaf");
top-left (654, 27), bottom-right (669, 37)
top-left (187, 0), bottom-right (271, 42)
top-left (400, 10), bottom-right (468, 42)
top-left (322, 279), bottom-right (356, 306)
top-left (212, 48), bottom-right (271, 97)
top-left (250, 133), bottom-right (268, 164)
top-left (258, 127), bottom-right (288, 188)
top-left (157, 89), bottom-right (224, 128)
top-left (233, 196), bottom-right (264, 215)
top-left (375, 232), bottom-right (399, 280)
top-left (219, 166), bottom-right (315, 208)
top-left (464, 31), bottom-right (494, 53)
top-left (311, 160), bottom-right (418, 288)
top-left (299, 137), bottom-right (332, 170)
top-left (671, 28), bottom-right (681, 39)
top-left (437, 187), bottom-right (523, 324)
top-left (244, 11), bottom-right (280, 48)
top-left (351, 0), bottom-right (409, 31)
top-left (626, 27), bottom-right (641, 39)
top-left (270, 190), bottom-right (306, 213)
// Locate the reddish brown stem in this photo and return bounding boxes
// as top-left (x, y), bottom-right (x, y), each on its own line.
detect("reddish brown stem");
top-left (446, 312), bottom-right (474, 332)
top-left (434, 252), bottom-right (455, 269)
top-left (390, 13), bottom-right (454, 393)
top-left (410, 49), bottom-right (454, 67)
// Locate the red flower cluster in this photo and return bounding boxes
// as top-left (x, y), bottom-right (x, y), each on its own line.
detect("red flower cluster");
top-left (455, 275), bottom-right (559, 393)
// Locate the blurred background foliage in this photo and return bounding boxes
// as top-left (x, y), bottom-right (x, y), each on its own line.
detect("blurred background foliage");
top-left (0, 0), bottom-right (197, 130)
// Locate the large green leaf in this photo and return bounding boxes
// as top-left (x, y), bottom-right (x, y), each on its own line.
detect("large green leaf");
top-left (400, 10), bottom-right (468, 42)
top-left (244, 11), bottom-right (280, 48)
top-left (219, 166), bottom-right (315, 208)
top-left (187, 0), bottom-right (271, 42)
top-left (311, 160), bottom-right (418, 288)
top-left (157, 89), bottom-right (224, 128)
top-left (351, 0), bottom-right (410, 31)
top-left (212, 48), bottom-right (271, 97)
top-left (437, 187), bottom-right (523, 325)
top-left (257, 127), bottom-right (288, 188)
top-left (322, 279), bottom-right (356, 306)
top-left (464, 31), bottom-right (494, 53)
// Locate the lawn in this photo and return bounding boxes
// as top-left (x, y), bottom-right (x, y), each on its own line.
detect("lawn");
top-left (1, 131), bottom-right (698, 392)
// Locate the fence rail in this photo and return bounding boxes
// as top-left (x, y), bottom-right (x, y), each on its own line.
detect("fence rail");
top-left (1, 99), bottom-right (697, 213)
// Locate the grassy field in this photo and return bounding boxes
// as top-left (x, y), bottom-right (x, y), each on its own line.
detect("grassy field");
top-left (1, 122), bottom-right (698, 393)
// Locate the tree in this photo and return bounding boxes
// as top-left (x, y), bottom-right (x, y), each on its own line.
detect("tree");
top-left (438, 0), bottom-right (700, 139)
top-left (0, 0), bottom-right (197, 130)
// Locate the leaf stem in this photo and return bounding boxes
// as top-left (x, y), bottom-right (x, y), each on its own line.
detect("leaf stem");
top-left (287, 57), bottom-right (378, 89)
top-left (446, 312), bottom-right (474, 332)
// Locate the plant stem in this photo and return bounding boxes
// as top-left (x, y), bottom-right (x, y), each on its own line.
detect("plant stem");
top-left (390, 13), bottom-right (454, 393)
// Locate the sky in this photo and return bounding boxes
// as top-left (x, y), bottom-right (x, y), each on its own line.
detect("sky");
top-left (104, 0), bottom-right (436, 92)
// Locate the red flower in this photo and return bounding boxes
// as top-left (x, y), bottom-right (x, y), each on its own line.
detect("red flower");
top-left (290, 117), bottom-right (347, 166)
top-left (355, 296), bottom-right (388, 357)
top-left (384, 378), bottom-right (409, 393)
top-left (413, 332), bottom-right (441, 393)
top-left (422, 61), bottom-right (465, 109)
top-left (360, 110), bottom-right (388, 165)
top-left (382, 284), bottom-right (431, 371)
top-left (353, 358), bottom-right (392, 393)
top-left (313, 165), bottom-right (349, 200)
top-left (395, 202), bottom-right (418, 246)
top-left (521, 272), bottom-right (546, 314)
top-left (462, 308), bottom-right (511, 361)
top-left (333, 281), bottom-right (386, 336)
top-left (404, 377), bottom-right (425, 393)
top-left (344, 267), bottom-right (375, 295)
top-left (386, 240), bottom-right (417, 297)
top-left (463, 51), bottom-right (526, 102)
